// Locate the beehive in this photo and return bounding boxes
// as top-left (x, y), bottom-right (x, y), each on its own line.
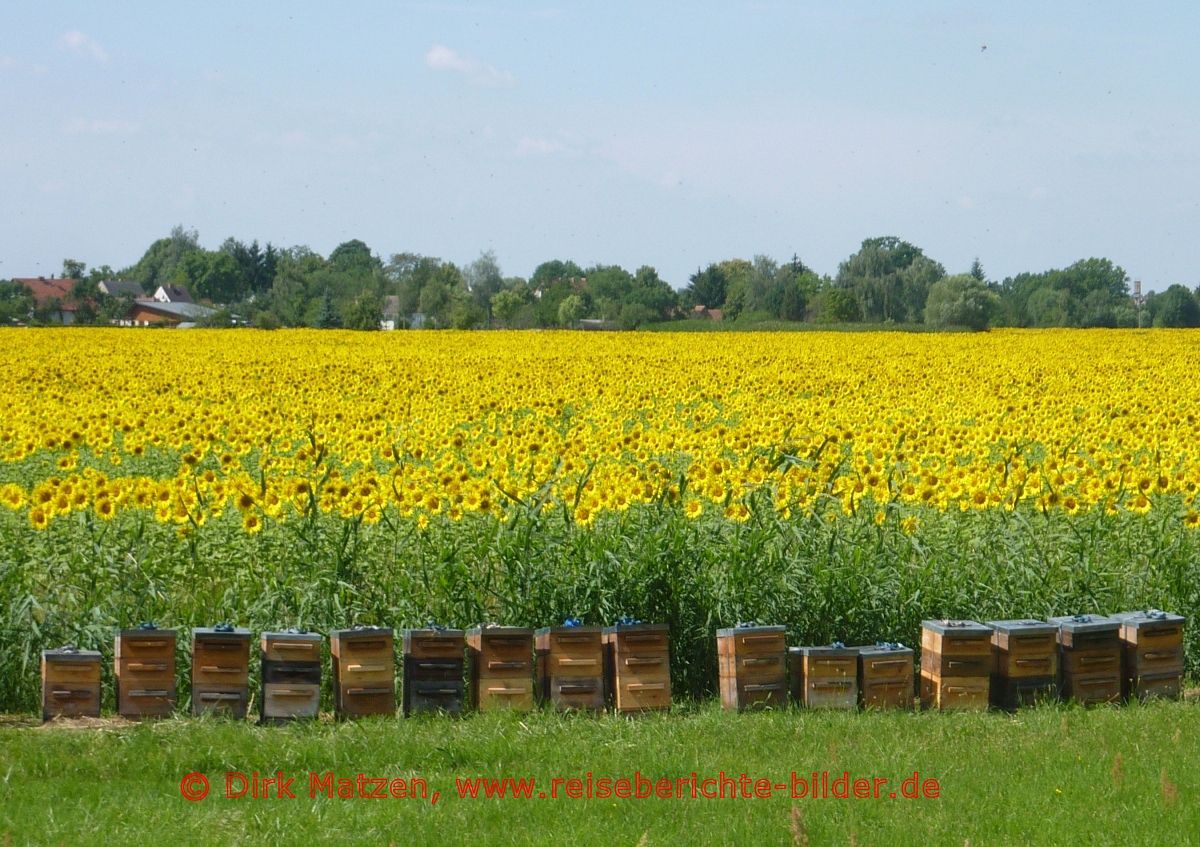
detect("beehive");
top-left (716, 624), bottom-right (787, 711)
top-left (536, 623), bottom-right (606, 712)
top-left (115, 624), bottom-right (177, 719)
top-left (920, 620), bottom-right (991, 710)
top-left (467, 625), bottom-right (534, 711)
top-left (331, 626), bottom-right (395, 718)
top-left (857, 642), bottom-right (914, 709)
top-left (402, 627), bottom-right (465, 716)
top-left (798, 644), bottom-right (859, 709)
top-left (603, 622), bottom-right (671, 712)
top-left (42, 647), bottom-right (102, 721)
top-left (1112, 610), bottom-right (1186, 701)
top-left (260, 630), bottom-right (322, 722)
top-left (191, 625), bottom-right (251, 718)
top-left (987, 619), bottom-right (1059, 710)
top-left (1046, 614), bottom-right (1122, 705)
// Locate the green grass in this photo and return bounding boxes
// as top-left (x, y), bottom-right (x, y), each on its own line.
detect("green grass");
top-left (2, 702), bottom-right (1197, 845)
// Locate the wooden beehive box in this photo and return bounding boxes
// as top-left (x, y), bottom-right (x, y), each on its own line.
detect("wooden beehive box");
top-left (857, 642), bottom-right (914, 709)
top-left (115, 625), bottom-right (177, 719)
top-left (919, 620), bottom-right (990, 711)
top-left (191, 626), bottom-right (251, 719)
top-left (467, 626), bottom-right (534, 711)
top-left (402, 627), bottom-right (465, 716)
top-left (716, 625), bottom-right (787, 711)
top-left (1112, 610), bottom-right (1186, 701)
top-left (536, 624), bottom-right (606, 712)
top-left (1046, 614), bottom-right (1122, 705)
top-left (260, 630), bottom-right (322, 722)
top-left (603, 622), bottom-right (671, 713)
top-left (42, 647), bottom-right (102, 721)
top-left (987, 619), bottom-right (1059, 710)
top-left (798, 644), bottom-right (859, 709)
top-left (331, 626), bottom-right (395, 718)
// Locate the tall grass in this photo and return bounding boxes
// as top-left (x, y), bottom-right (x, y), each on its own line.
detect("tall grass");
top-left (1, 501), bottom-right (1197, 713)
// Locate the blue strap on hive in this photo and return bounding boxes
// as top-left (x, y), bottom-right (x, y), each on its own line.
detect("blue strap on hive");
top-left (830, 640), bottom-right (846, 649)
top-left (615, 616), bottom-right (643, 626)
top-left (735, 621), bottom-right (759, 628)
top-left (137, 621), bottom-right (158, 630)
top-left (214, 622), bottom-right (234, 633)
top-left (563, 617), bottom-right (582, 627)
top-left (874, 641), bottom-right (905, 650)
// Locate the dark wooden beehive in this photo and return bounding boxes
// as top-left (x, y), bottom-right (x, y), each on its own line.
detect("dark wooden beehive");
top-left (402, 627), bottom-right (465, 716)
top-left (191, 626), bottom-right (251, 718)
top-left (603, 622), bottom-right (671, 713)
top-left (798, 644), bottom-right (859, 709)
top-left (260, 630), bottom-right (322, 722)
top-left (536, 624), bottom-right (606, 712)
top-left (857, 642), bottom-right (914, 709)
top-left (1112, 610), bottom-right (1186, 701)
top-left (1047, 614), bottom-right (1122, 705)
top-left (331, 626), bottom-right (395, 718)
top-left (716, 625), bottom-right (787, 711)
top-left (115, 625), bottom-right (177, 719)
top-left (919, 620), bottom-right (990, 711)
top-left (42, 647), bottom-right (102, 721)
top-left (987, 619), bottom-right (1059, 710)
top-left (467, 626), bottom-right (534, 712)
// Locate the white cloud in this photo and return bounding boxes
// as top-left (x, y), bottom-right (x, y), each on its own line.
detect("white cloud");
top-left (65, 118), bottom-right (139, 135)
top-left (60, 30), bottom-right (109, 63)
top-left (516, 136), bottom-right (565, 156)
top-left (424, 44), bottom-right (514, 87)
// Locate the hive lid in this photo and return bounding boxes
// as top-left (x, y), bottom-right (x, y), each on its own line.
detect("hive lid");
top-left (602, 621), bottom-right (668, 634)
top-left (261, 629), bottom-right (322, 643)
top-left (193, 626), bottom-right (251, 639)
top-left (921, 619), bottom-right (991, 636)
top-left (1046, 614), bottom-right (1120, 634)
top-left (856, 641), bottom-right (913, 657)
top-left (466, 624), bottom-right (533, 637)
top-left (43, 646), bottom-right (102, 663)
top-left (986, 619), bottom-right (1057, 636)
top-left (799, 643), bottom-right (859, 658)
top-left (715, 624), bottom-right (786, 638)
top-left (118, 623), bottom-right (177, 638)
top-left (535, 624), bottom-right (603, 636)
top-left (402, 627), bottom-right (464, 641)
top-left (331, 625), bottom-right (394, 639)
top-left (1109, 609), bottom-right (1185, 627)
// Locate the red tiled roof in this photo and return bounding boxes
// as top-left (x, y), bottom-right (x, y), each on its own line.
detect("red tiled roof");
top-left (12, 277), bottom-right (80, 309)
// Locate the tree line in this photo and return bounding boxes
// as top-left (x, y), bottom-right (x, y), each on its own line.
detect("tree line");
top-left (3, 227), bottom-right (1198, 330)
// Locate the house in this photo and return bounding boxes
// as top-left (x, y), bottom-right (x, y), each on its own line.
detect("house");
top-left (691, 304), bottom-right (724, 321)
top-left (12, 277), bottom-right (81, 324)
top-left (123, 299), bottom-right (217, 328)
top-left (153, 284), bottom-right (194, 304)
top-left (97, 279), bottom-right (144, 299)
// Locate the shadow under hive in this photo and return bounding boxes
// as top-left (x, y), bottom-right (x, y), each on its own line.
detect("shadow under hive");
top-left (191, 626), bottom-right (251, 718)
top-left (536, 625), bottom-right (606, 712)
top-left (260, 631), bottom-right (322, 722)
top-left (1112, 610), bottom-right (1186, 701)
top-left (42, 647), bottom-right (101, 721)
top-left (603, 623), bottom-right (671, 713)
top-left (1047, 614), bottom-right (1121, 705)
top-left (716, 625), bottom-right (787, 711)
top-left (402, 628), bottom-right (465, 716)
top-left (798, 644), bottom-right (859, 709)
top-left (857, 643), bottom-right (914, 710)
top-left (987, 620), bottom-right (1059, 710)
top-left (467, 626), bottom-right (534, 711)
top-left (920, 620), bottom-right (991, 710)
top-left (115, 625), bottom-right (177, 719)
top-left (331, 626), bottom-right (395, 718)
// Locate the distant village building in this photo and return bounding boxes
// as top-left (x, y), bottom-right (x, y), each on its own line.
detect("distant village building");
top-left (381, 295), bottom-right (401, 331)
top-left (153, 284), bottom-right (193, 304)
top-left (12, 277), bottom-right (80, 324)
top-left (123, 300), bottom-right (216, 328)
top-left (692, 304), bottom-right (724, 321)
top-left (97, 279), bottom-right (143, 298)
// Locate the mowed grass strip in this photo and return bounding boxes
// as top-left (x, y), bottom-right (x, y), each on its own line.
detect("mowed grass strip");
top-left (1, 701), bottom-right (1197, 846)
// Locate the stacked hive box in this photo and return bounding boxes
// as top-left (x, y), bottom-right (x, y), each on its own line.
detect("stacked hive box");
top-left (1047, 614), bottom-right (1122, 705)
top-left (798, 644), bottom-right (859, 709)
top-left (988, 620), bottom-right (1059, 710)
top-left (115, 625), bottom-right (177, 719)
top-left (191, 626), bottom-right (251, 718)
top-left (467, 626), bottom-right (534, 711)
top-left (1113, 610), bottom-right (1186, 701)
top-left (536, 624), bottom-right (606, 711)
top-left (603, 622), bottom-right (671, 712)
top-left (920, 620), bottom-right (991, 710)
top-left (331, 626), bottom-right (395, 718)
top-left (857, 642), bottom-right (914, 709)
top-left (716, 625), bottom-right (787, 711)
top-left (261, 630), bottom-right (322, 722)
top-left (42, 647), bottom-right (102, 721)
top-left (402, 627), bottom-right (465, 716)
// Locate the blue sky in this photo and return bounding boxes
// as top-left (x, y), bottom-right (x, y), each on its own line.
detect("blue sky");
top-left (2, 1), bottom-right (1198, 291)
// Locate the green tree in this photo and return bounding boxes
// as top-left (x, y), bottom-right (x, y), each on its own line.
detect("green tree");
top-left (1151, 284), bottom-right (1200, 328)
top-left (836, 236), bottom-right (945, 322)
top-left (814, 288), bottom-right (861, 323)
top-left (0, 281), bottom-right (34, 324)
top-left (558, 294), bottom-right (586, 327)
top-left (176, 251), bottom-right (243, 303)
top-left (126, 225), bottom-right (201, 291)
top-left (316, 288), bottom-right (341, 328)
top-left (490, 287), bottom-right (530, 326)
top-left (465, 250), bottom-right (505, 321)
top-left (686, 264), bottom-right (728, 309)
top-left (61, 259), bottom-right (87, 280)
top-left (924, 274), bottom-right (999, 330)
top-left (343, 291), bottom-right (383, 330)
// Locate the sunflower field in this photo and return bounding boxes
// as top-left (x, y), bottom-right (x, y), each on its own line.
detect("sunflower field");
top-left (1, 327), bottom-right (1198, 711)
